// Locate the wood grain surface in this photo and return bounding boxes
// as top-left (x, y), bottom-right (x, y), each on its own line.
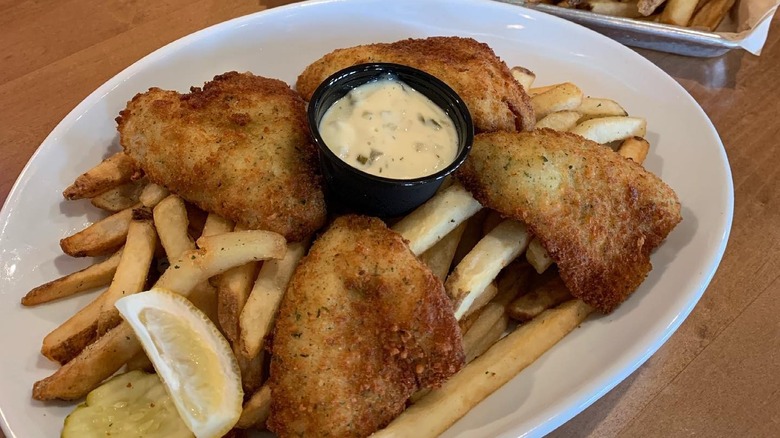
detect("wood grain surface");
top-left (1, 1), bottom-right (778, 437)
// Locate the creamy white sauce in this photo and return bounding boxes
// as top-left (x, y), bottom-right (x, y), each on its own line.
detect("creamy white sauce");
top-left (319, 77), bottom-right (458, 179)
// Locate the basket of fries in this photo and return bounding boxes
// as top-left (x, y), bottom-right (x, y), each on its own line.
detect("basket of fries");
top-left (496, 0), bottom-right (779, 56)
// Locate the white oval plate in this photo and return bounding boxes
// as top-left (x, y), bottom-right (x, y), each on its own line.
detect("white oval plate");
top-left (0, 0), bottom-right (732, 437)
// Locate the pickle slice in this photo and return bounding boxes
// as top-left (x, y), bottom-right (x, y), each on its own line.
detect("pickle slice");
top-left (62, 370), bottom-right (192, 438)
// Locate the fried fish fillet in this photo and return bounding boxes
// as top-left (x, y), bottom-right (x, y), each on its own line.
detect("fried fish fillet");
top-left (117, 71), bottom-right (326, 242)
top-left (296, 36), bottom-right (535, 133)
top-left (457, 129), bottom-right (681, 313)
top-left (268, 215), bottom-right (464, 438)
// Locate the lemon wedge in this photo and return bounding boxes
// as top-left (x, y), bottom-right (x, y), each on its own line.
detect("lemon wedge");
top-left (115, 288), bottom-right (243, 438)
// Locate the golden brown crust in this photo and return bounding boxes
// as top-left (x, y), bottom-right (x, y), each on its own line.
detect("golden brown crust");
top-left (116, 71), bottom-right (326, 242)
top-left (457, 129), bottom-right (681, 313)
top-left (296, 36), bottom-right (535, 133)
top-left (267, 215), bottom-right (464, 438)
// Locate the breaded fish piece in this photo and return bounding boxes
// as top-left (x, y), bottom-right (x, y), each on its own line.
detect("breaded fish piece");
top-left (296, 36), bottom-right (535, 133)
top-left (268, 215), bottom-right (464, 438)
top-left (457, 129), bottom-right (681, 312)
top-left (117, 72), bottom-right (326, 242)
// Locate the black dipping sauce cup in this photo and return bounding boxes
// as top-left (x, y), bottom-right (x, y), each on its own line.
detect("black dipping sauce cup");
top-left (308, 63), bottom-right (474, 218)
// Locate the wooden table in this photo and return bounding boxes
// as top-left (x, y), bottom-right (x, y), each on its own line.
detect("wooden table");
top-left (1, 1), bottom-right (778, 437)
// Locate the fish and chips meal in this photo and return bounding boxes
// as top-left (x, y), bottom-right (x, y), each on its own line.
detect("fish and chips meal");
top-left (536, 0), bottom-right (737, 31)
top-left (22, 36), bottom-right (681, 437)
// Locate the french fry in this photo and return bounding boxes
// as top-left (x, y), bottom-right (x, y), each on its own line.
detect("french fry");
top-left (531, 82), bottom-right (583, 120)
top-left (449, 268), bottom-right (531, 385)
top-left (536, 110), bottom-right (582, 131)
top-left (153, 195), bottom-right (194, 257)
top-left (96, 211), bottom-right (157, 336)
top-left (577, 97), bottom-right (628, 121)
top-left (452, 210), bottom-right (487, 267)
top-left (458, 308), bottom-right (481, 335)
top-left (460, 285), bottom-right (501, 338)
top-left (236, 385), bottom-right (271, 429)
top-left (154, 202), bottom-right (220, 323)
top-left (510, 66), bottom-right (536, 91)
top-left (618, 136), bottom-right (650, 163)
top-left (392, 183), bottom-right (482, 256)
top-left (90, 178), bottom-right (147, 212)
top-left (201, 213), bottom-right (235, 238)
top-left (185, 203), bottom-right (209, 239)
top-left (60, 204), bottom-right (139, 257)
top-left (690, 0), bottom-right (736, 31)
top-left (139, 183), bottom-right (170, 208)
top-left (183, 284), bottom-right (219, 325)
top-left (200, 213), bottom-right (236, 304)
top-left (159, 231), bottom-right (286, 295)
top-left (234, 340), bottom-right (264, 394)
top-left (213, 223), bottom-right (259, 344)
top-left (526, 237), bottom-right (554, 274)
top-left (508, 271), bottom-right (573, 321)
top-left (481, 209), bottom-right (504, 235)
top-left (660, 0), bottom-right (699, 26)
top-left (43, 217), bottom-right (154, 362)
top-left (693, 0), bottom-right (709, 14)
top-left (570, 116), bottom-right (647, 144)
top-left (238, 241), bottom-right (308, 360)
top-left (419, 221), bottom-right (466, 280)
top-left (638, 0), bottom-right (666, 15)
top-left (217, 258), bottom-right (260, 344)
top-left (456, 262), bottom-right (529, 336)
top-left (33, 323), bottom-right (141, 400)
top-left (22, 248), bottom-right (123, 306)
top-left (235, 240), bottom-right (307, 390)
top-left (372, 300), bottom-right (595, 437)
top-left (462, 266), bottom-right (530, 361)
top-left (41, 292), bottom-right (108, 364)
top-left (410, 384), bottom-right (434, 404)
top-left (459, 262), bottom-right (527, 330)
top-left (446, 220), bottom-right (530, 320)
top-left (496, 260), bottom-right (533, 295)
top-left (583, 0), bottom-right (642, 18)
top-left (461, 282), bottom-right (498, 321)
top-left (32, 230), bottom-right (287, 401)
top-left (62, 152), bottom-right (141, 200)
top-left (528, 83), bottom-right (561, 96)
top-left (465, 314), bottom-right (509, 363)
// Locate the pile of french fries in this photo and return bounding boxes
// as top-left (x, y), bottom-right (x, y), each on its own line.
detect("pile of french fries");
top-left (534, 0), bottom-right (736, 31)
top-left (23, 65), bottom-right (655, 437)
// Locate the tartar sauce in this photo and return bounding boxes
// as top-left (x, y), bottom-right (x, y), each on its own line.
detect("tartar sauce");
top-left (318, 77), bottom-right (458, 179)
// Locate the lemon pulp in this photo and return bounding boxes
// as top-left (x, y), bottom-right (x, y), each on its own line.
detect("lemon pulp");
top-left (139, 307), bottom-right (225, 421)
